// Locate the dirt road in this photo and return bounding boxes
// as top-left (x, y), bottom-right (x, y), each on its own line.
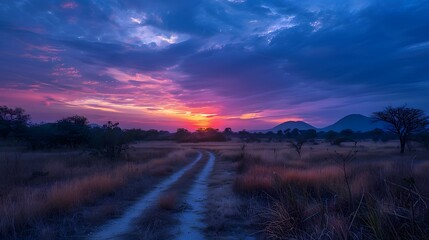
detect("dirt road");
top-left (89, 151), bottom-right (204, 239)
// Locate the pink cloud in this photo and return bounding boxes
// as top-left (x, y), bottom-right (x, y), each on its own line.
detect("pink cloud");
top-left (22, 54), bottom-right (61, 62)
top-left (51, 65), bottom-right (81, 78)
top-left (28, 45), bottom-right (64, 53)
top-left (61, 2), bottom-right (78, 9)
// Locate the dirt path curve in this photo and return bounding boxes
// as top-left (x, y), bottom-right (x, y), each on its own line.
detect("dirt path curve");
top-left (89, 151), bottom-right (203, 240)
top-left (175, 151), bottom-right (215, 240)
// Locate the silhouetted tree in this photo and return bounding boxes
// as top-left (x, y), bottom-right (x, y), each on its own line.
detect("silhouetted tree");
top-left (0, 106), bottom-right (30, 139)
top-left (105, 121), bottom-right (127, 159)
top-left (223, 127), bottom-right (233, 140)
top-left (174, 128), bottom-right (227, 142)
top-left (238, 129), bottom-right (250, 142)
top-left (328, 129), bottom-right (357, 146)
top-left (194, 128), bottom-right (226, 142)
top-left (288, 129), bottom-right (317, 159)
top-left (276, 130), bottom-right (284, 142)
top-left (373, 106), bottom-right (429, 153)
top-left (90, 121), bottom-right (128, 160)
top-left (325, 130), bottom-right (338, 144)
top-left (26, 123), bottom-right (59, 149)
top-left (57, 115), bottom-right (89, 148)
top-left (120, 129), bottom-right (169, 141)
top-left (157, 130), bottom-right (171, 140)
top-left (303, 129), bottom-right (317, 140)
top-left (223, 127), bottom-right (232, 134)
top-left (340, 129), bottom-right (354, 138)
top-left (370, 128), bottom-right (385, 142)
top-left (175, 128), bottom-right (192, 142)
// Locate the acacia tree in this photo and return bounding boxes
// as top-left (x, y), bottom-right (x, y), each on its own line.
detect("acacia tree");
top-left (288, 129), bottom-right (317, 159)
top-left (174, 128), bottom-right (192, 142)
top-left (372, 106), bottom-right (428, 153)
top-left (0, 106), bottom-right (30, 139)
top-left (90, 121), bottom-right (128, 160)
top-left (57, 115), bottom-right (89, 148)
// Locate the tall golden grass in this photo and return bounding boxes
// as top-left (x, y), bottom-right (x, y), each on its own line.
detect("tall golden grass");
top-left (215, 141), bottom-right (429, 239)
top-left (0, 146), bottom-right (195, 236)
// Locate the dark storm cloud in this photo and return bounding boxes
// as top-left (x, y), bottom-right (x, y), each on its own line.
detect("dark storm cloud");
top-left (174, 0), bottom-right (429, 118)
top-left (267, 2), bottom-right (429, 85)
top-left (0, 0), bottom-right (428, 128)
top-left (60, 38), bottom-right (201, 71)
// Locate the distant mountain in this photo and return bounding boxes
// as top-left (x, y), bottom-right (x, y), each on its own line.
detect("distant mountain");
top-left (272, 121), bottom-right (316, 132)
top-left (321, 114), bottom-right (384, 132)
top-left (259, 114), bottom-right (386, 133)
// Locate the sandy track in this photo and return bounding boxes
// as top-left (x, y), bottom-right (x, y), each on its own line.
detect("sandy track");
top-left (175, 151), bottom-right (216, 240)
top-left (89, 151), bottom-right (203, 240)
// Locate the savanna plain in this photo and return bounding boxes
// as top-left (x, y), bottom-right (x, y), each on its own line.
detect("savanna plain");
top-left (1, 140), bottom-right (429, 239)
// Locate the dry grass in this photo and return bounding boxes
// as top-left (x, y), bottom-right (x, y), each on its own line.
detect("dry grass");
top-left (0, 144), bottom-right (196, 237)
top-left (209, 141), bottom-right (429, 239)
top-left (158, 191), bottom-right (178, 210)
top-left (235, 165), bottom-right (345, 195)
top-left (2, 140), bottom-right (428, 239)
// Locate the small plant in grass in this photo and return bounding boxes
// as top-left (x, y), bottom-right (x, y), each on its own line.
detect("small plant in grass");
top-left (332, 142), bottom-right (358, 208)
top-left (272, 148), bottom-right (277, 162)
top-left (239, 144), bottom-right (246, 160)
top-left (288, 139), bottom-right (305, 159)
top-left (383, 176), bottom-right (429, 238)
top-left (263, 175), bottom-right (306, 238)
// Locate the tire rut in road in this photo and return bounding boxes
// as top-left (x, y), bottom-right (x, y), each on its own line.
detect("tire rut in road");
top-left (89, 151), bottom-right (203, 240)
top-left (174, 151), bottom-right (216, 240)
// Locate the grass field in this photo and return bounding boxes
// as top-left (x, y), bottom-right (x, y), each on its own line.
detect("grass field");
top-left (212, 141), bottom-right (429, 239)
top-left (0, 142), bottom-right (196, 238)
top-left (0, 140), bottom-right (428, 239)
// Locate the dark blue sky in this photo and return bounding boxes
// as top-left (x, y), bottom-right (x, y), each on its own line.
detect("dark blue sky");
top-left (0, 0), bottom-right (428, 130)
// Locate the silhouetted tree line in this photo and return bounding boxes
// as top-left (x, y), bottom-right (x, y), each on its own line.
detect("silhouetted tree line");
top-left (0, 106), bottom-right (172, 159)
top-left (1, 105), bottom-right (428, 156)
top-left (234, 128), bottom-right (397, 144)
top-left (174, 128), bottom-right (227, 142)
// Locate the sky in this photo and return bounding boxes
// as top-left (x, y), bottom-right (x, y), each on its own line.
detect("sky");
top-left (0, 0), bottom-right (428, 131)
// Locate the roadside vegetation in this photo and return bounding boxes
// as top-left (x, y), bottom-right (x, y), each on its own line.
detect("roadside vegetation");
top-left (217, 142), bottom-right (429, 239)
top-left (0, 144), bottom-right (195, 238)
